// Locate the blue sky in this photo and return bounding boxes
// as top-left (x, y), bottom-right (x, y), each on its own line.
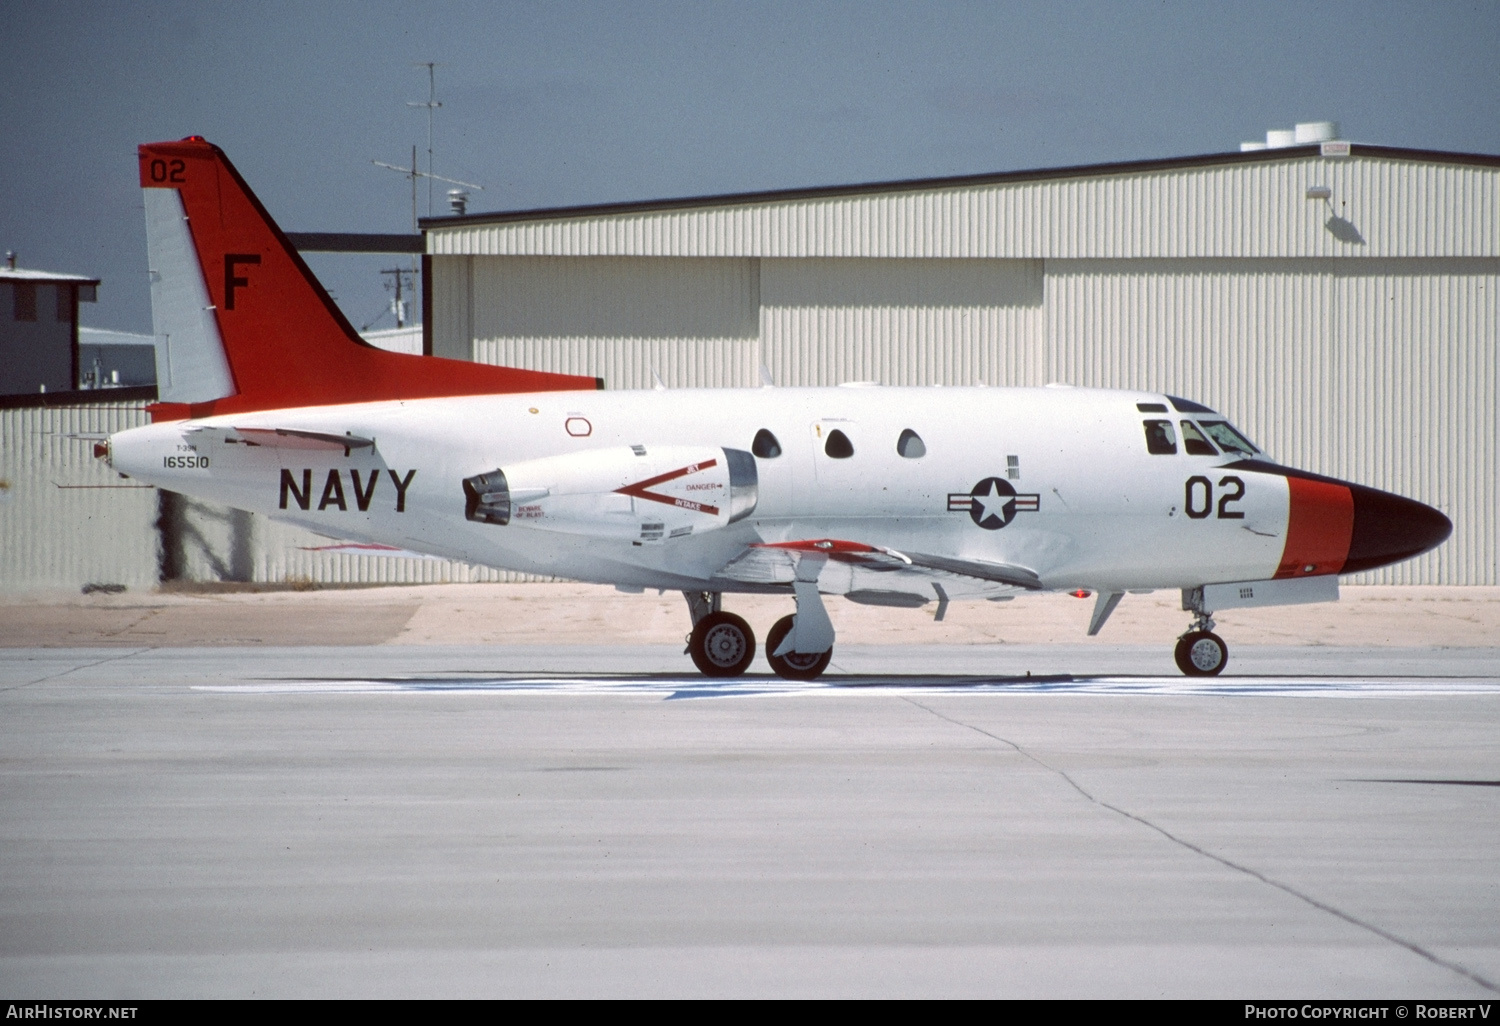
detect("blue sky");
top-left (3, 0), bottom-right (1497, 335)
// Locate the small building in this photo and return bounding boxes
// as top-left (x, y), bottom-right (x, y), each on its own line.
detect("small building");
top-left (0, 262), bottom-right (99, 396)
top-left (78, 327), bottom-right (158, 389)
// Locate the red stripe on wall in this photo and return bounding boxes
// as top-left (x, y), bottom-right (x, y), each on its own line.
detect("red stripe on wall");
top-left (1275, 476), bottom-right (1354, 578)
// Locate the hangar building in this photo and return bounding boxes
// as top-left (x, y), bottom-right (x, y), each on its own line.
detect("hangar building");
top-left (423, 139), bottom-right (1498, 586)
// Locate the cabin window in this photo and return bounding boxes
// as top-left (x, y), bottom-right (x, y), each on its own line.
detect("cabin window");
top-left (1180, 420), bottom-right (1218, 456)
top-left (896, 428), bottom-right (926, 458)
top-left (1199, 420), bottom-right (1259, 456)
top-left (1143, 420), bottom-right (1177, 455)
top-left (751, 428), bottom-right (782, 459)
top-left (824, 429), bottom-right (854, 459)
top-left (1136, 402), bottom-right (1168, 413)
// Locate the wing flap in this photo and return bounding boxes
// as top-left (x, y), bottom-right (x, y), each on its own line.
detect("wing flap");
top-left (714, 538), bottom-right (1041, 598)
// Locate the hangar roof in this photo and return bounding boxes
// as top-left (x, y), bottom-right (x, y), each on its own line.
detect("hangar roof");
top-left (1, 268), bottom-right (100, 285)
top-left (422, 144), bottom-right (1500, 261)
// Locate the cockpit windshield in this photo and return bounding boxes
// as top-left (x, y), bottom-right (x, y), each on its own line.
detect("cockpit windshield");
top-left (1197, 420), bottom-right (1259, 456)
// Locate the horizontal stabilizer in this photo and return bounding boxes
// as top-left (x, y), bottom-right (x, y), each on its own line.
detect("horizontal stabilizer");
top-left (186, 425), bottom-right (376, 453)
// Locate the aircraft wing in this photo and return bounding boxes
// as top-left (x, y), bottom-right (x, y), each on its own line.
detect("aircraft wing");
top-left (714, 538), bottom-right (1041, 603)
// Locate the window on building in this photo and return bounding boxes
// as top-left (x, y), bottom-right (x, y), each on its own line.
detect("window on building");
top-left (13, 282), bottom-right (37, 322)
top-left (752, 428), bottom-right (782, 459)
top-left (1143, 420), bottom-right (1177, 455)
top-left (824, 429), bottom-right (854, 459)
top-left (896, 428), bottom-right (926, 458)
top-left (1180, 420), bottom-right (1218, 456)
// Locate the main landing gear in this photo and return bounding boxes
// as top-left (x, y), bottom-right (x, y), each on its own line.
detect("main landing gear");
top-left (764, 615), bottom-right (832, 680)
top-left (1174, 610), bottom-right (1228, 677)
top-left (682, 584), bottom-right (836, 681)
top-left (683, 591), bottom-right (756, 677)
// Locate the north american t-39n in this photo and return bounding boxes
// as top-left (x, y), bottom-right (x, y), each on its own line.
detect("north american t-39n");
top-left (103, 137), bottom-right (1453, 678)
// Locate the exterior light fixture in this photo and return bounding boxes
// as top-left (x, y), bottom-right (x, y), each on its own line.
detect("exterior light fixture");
top-left (1306, 185), bottom-right (1332, 201)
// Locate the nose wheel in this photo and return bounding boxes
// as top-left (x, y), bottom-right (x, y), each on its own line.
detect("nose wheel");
top-left (1175, 628), bottom-right (1228, 676)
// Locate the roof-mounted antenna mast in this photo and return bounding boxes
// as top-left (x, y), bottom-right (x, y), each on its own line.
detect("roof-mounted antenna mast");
top-left (410, 62), bottom-right (440, 217)
top-left (372, 150), bottom-right (483, 231)
top-left (376, 63), bottom-right (484, 228)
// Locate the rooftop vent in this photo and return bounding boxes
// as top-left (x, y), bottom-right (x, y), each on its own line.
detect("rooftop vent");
top-left (1241, 120), bottom-right (1342, 152)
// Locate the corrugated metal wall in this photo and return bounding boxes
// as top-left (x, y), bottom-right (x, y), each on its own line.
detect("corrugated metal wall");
top-left (760, 258), bottom-right (1044, 387)
top-left (428, 153), bottom-right (1498, 260)
top-left (1045, 257), bottom-right (1499, 584)
top-left (0, 401), bottom-right (546, 591)
top-left (253, 516), bottom-right (542, 584)
top-left (438, 255), bottom-right (760, 389)
top-left (0, 403), bottom-right (158, 591)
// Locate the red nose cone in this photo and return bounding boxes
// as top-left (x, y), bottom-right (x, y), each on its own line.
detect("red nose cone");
top-left (1271, 466), bottom-right (1451, 577)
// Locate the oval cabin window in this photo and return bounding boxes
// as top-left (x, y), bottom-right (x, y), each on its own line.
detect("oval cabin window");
top-left (752, 428), bottom-right (782, 459)
top-left (824, 429), bottom-right (854, 459)
top-left (896, 429), bottom-right (926, 458)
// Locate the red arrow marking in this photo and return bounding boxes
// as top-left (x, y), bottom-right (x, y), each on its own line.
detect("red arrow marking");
top-left (615, 458), bottom-right (721, 516)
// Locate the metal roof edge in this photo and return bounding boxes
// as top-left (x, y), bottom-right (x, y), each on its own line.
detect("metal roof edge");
top-left (0, 385), bottom-right (157, 410)
top-left (421, 144), bottom-right (1500, 231)
top-left (0, 269), bottom-right (102, 284)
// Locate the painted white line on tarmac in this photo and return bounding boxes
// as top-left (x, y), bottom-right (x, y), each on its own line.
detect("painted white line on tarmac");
top-left (194, 675), bottom-right (1500, 699)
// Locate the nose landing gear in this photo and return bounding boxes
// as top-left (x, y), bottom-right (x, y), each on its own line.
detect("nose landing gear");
top-left (1174, 610), bottom-right (1228, 676)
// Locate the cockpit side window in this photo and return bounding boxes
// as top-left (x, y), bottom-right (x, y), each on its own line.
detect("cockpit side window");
top-left (1180, 420), bottom-right (1218, 456)
top-left (1144, 420), bottom-right (1177, 455)
top-left (752, 428), bottom-right (782, 459)
top-left (896, 428), bottom-right (926, 458)
top-left (1198, 420), bottom-right (1259, 456)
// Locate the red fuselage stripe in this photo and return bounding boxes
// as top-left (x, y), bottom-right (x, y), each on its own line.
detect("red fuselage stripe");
top-left (1275, 476), bottom-right (1353, 578)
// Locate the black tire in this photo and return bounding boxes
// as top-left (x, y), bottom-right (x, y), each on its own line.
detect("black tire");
top-left (689, 611), bottom-right (756, 677)
top-left (1175, 630), bottom-right (1228, 677)
top-left (764, 614), bottom-right (833, 681)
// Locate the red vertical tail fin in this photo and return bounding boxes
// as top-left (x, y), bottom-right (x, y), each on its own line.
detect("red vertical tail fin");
top-left (139, 137), bottom-right (599, 420)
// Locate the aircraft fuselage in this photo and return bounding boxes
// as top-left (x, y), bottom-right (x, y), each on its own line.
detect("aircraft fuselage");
top-left (110, 383), bottom-right (1367, 597)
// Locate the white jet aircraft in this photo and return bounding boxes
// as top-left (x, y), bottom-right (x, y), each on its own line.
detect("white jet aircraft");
top-left (102, 138), bottom-right (1453, 678)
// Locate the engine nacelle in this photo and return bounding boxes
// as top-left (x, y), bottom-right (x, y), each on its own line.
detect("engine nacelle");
top-left (463, 445), bottom-right (757, 543)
